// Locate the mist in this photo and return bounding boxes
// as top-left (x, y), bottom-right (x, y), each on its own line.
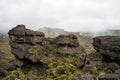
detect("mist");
top-left (0, 0), bottom-right (120, 33)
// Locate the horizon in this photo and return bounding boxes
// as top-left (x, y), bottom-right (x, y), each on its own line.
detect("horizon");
top-left (1, 26), bottom-right (120, 34)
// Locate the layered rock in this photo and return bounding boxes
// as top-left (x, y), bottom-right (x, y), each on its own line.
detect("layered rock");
top-left (93, 36), bottom-right (120, 80)
top-left (93, 36), bottom-right (120, 60)
top-left (8, 25), bottom-right (45, 64)
top-left (8, 25), bottom-right (86, 67)
top-left (54, 34), bottom-right (79, 47)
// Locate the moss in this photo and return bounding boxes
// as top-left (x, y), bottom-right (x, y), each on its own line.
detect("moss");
top-left (44, 44), bottom-right (59, 54)
top-left (31, 44), bottom-right (59, 60)
top-left (56, 65), bottom-right (68, 75)
top-left (21, 66), bottom-right (31, 74)
top-left (3, 51), bottom-right (108, 80)
top-left (45, 54), bottom-right (84, 79)
top-left (91, 66), bottom-right (106, 79)
top-left (63, 37), bottom-right (70, 42)
top-left (88, 52), bottom-right (103, 60)
top-left (85, 52), bottom-right (110, 78)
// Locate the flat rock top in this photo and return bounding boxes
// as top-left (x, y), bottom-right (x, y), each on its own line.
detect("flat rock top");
top-left (8, 25), bottom-right (45, 36)
top-left (54, 34), bottom-right (79, 47)
top-left (94, 36), bottom-right (120, 41)
top-left (93, 36), bottom-right (120, 60)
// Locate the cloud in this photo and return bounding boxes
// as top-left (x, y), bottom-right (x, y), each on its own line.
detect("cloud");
top-left (0, 0), bottom-right (120, 32)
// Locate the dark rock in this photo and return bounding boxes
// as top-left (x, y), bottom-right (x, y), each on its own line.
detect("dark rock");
top-left (98, 74), bottom-right (120, 80)
top-left (11, 49), bottom-right (27, 59)
top-left (8, 24), bottom-right (26, 36)
top-left (83, 60), bottom-right (103, 72)
top-left (25, 29), bottom-right (45, 36)
top-left (0, 70), bottom-right (7, 77)
top-left (108, 63), bottom-right (120, 72)
top-left (8, 25), bottom-right (86, 67)
top-left (6, 65), bottom-right (17, 71)
top-left (54, 34), bottom-right (79, 47)
top-left (78, 74), bottom-right (96, 80)
top-left (13, 57), bottom-right (24, 67)
top-left (93, 36), bottom-right (120, 60)
top-left (8, 24), bottom-right (45, 45)
top-left (115, 69), bottom-right (120, 74)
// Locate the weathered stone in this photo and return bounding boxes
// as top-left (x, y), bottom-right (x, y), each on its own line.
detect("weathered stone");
top-left (8, 25), bottom-right (45, 45)
top-left (93, 36), bottom-right (120, 60)
top-left (98, 74), bottom-right (120, 80)
top-left (115, 69), bottom-right (120, 74)
top-left (78, 74), bottom-right (96, 80)
top-left (13, 57), bottom-right (24, 67)
top-left (54, 34), bottom-right (79, 47)
top-left (8, 25), bottom-right (26, 36)
top-left (83, 60), bottom-right (103, 72)
top-left (108, 63), bottom-right (120, 72)
top-left (11, 49), bottom-right (26, 59)
top-left (8, 25), bottom-right (86, 67)
top-left (25, 29), bottom-right (45, 36)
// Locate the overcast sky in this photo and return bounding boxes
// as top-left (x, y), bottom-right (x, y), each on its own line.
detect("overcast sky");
top-left (0, 0), bottom-right (120, 32)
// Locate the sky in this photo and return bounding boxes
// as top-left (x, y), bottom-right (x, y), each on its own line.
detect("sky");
top-left (0, 0), bottom-right (120, 33)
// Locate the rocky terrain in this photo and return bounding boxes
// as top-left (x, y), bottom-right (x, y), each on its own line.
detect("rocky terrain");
top-left (4, 25), bottom-right (87, 79)
top-left (39, 27), bottom-right (95, 54)
top-left (0, 25), bottom-right (120, 80)
top-left (93, 36), bottom-right (120, 80)
top-left (8, 25), bottom-right (86, 67)
top-left (93, 36), bottom-right (120, 60)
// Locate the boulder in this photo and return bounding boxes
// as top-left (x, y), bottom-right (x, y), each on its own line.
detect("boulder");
top-left (54, 34), bottom-right (79, 47)
top-left (93, 36), bottom-right (120, 60)
top-left (108, 63), bottom-right (120, 72)
top-left (8, 25), bottom-right (26, 36)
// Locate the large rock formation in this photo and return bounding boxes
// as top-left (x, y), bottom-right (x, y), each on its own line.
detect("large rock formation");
top-left (8, 25), bottom-right (86, 67)
top-left (93, 36), bottom-right (120, 60)
top-left (93, 36), bottom-right (120, 80)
